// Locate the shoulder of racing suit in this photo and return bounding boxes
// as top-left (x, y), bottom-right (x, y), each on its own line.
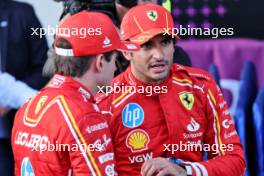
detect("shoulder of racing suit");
top-left (96, 71), bottom-right (132, 111)
top-left (172, 64), bottom-right (211, 82)
top-left (26, 76), bottom-right (101, 126)
top-left (171, 64), bottom-right (220, 94)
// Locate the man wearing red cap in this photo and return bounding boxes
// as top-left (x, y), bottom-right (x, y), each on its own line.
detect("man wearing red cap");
top-left (98, 4), bottom-right (246, 176)
top-left (11, 11), bottom-right (139, 176)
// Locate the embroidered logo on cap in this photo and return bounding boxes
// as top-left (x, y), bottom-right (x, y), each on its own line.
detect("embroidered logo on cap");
top-left (103, 37), bottom-right (112, 48)
top-left (146, 10), bottom-right (158, 21)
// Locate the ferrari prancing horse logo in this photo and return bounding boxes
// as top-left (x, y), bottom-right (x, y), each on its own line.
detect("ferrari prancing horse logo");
top-left (35, 96), bottom-right (48, 114)
top-left (146, 10), bottom-right (158, 21)
top-left (179, 92), bottom-right (194, 110)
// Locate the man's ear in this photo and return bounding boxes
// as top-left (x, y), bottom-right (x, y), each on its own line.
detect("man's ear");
top-left (122, 51), bottom-right (133, 61)
top-left (95, 54), bottom-right (104, 72)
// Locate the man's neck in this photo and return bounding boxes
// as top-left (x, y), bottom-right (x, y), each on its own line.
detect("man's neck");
top-left (74, 74), bottom-right (98, 96)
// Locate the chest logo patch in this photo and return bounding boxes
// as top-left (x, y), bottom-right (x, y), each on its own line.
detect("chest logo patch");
top-left (35, 96), bottom-right (48, 114)
top-left (21, 157), bottom-right (35, 176)
top-left (179, 92), bottom-right (194, 110)
top-left (122, 103), bottom-right (144, 128)
top-left (126, 129), bottom-right (150, 153)
top-left (187, 118), bottom-right (200, 132)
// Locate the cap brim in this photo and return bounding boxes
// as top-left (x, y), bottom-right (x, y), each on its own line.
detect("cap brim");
top-left (117, 41), bottom-right (140, 51)
top-left (129, 28), bottom-right (179, 45)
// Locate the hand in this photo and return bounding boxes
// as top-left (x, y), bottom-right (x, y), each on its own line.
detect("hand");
top-left (141, 157), bottom-right (187, 176)
top-left (0, 106), bottom-right (10, 116)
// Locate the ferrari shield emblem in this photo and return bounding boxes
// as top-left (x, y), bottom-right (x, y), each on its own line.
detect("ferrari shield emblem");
top-left (35, 96), bottom-right (47, 114)
top-left (179, 92), bottom-right (194, 110)
top-left (146, 10), bottom-right (158, 21)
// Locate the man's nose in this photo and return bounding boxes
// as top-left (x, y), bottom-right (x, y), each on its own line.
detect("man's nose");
top-left (152, 46), bottom-right (164, 60)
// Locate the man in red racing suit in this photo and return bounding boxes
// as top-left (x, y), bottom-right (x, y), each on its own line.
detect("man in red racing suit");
top-left (98, 65), bottom-right (246, 176)
top-left (11, 11), bottom-right (139, 176)
top-left (12, 75), bottom-right (115, 176)
top-left (97, 4), bottom-right (246, 176)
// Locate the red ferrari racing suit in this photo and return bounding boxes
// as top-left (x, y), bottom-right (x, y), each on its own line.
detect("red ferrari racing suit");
top-left (12, 74), bottom-right (115, 176)
top-left (97, 64), bottom-right (246, 176)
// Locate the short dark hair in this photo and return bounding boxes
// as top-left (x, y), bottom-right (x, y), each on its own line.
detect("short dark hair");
top-left (43, 38), bottom-right (115, 78)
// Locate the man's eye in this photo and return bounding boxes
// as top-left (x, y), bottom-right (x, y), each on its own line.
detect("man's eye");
top-left (161, 38), bottom-right (172, 45)
top-left (141, 42), bottom-right (152, 49)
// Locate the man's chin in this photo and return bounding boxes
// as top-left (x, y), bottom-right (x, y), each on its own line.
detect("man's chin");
top-left (150, 72), bottom-right (169, 83)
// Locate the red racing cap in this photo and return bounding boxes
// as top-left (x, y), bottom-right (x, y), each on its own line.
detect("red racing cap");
top-left (54, 11), bottom-right (140, 57)
top-left (121, 4), bottom-right (177, 45)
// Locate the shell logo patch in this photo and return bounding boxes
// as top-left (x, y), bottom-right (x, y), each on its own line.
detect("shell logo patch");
top-left (126, 129), bottom-right (150, 153)
top-left (179, 92), bottom-right (194, 110)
